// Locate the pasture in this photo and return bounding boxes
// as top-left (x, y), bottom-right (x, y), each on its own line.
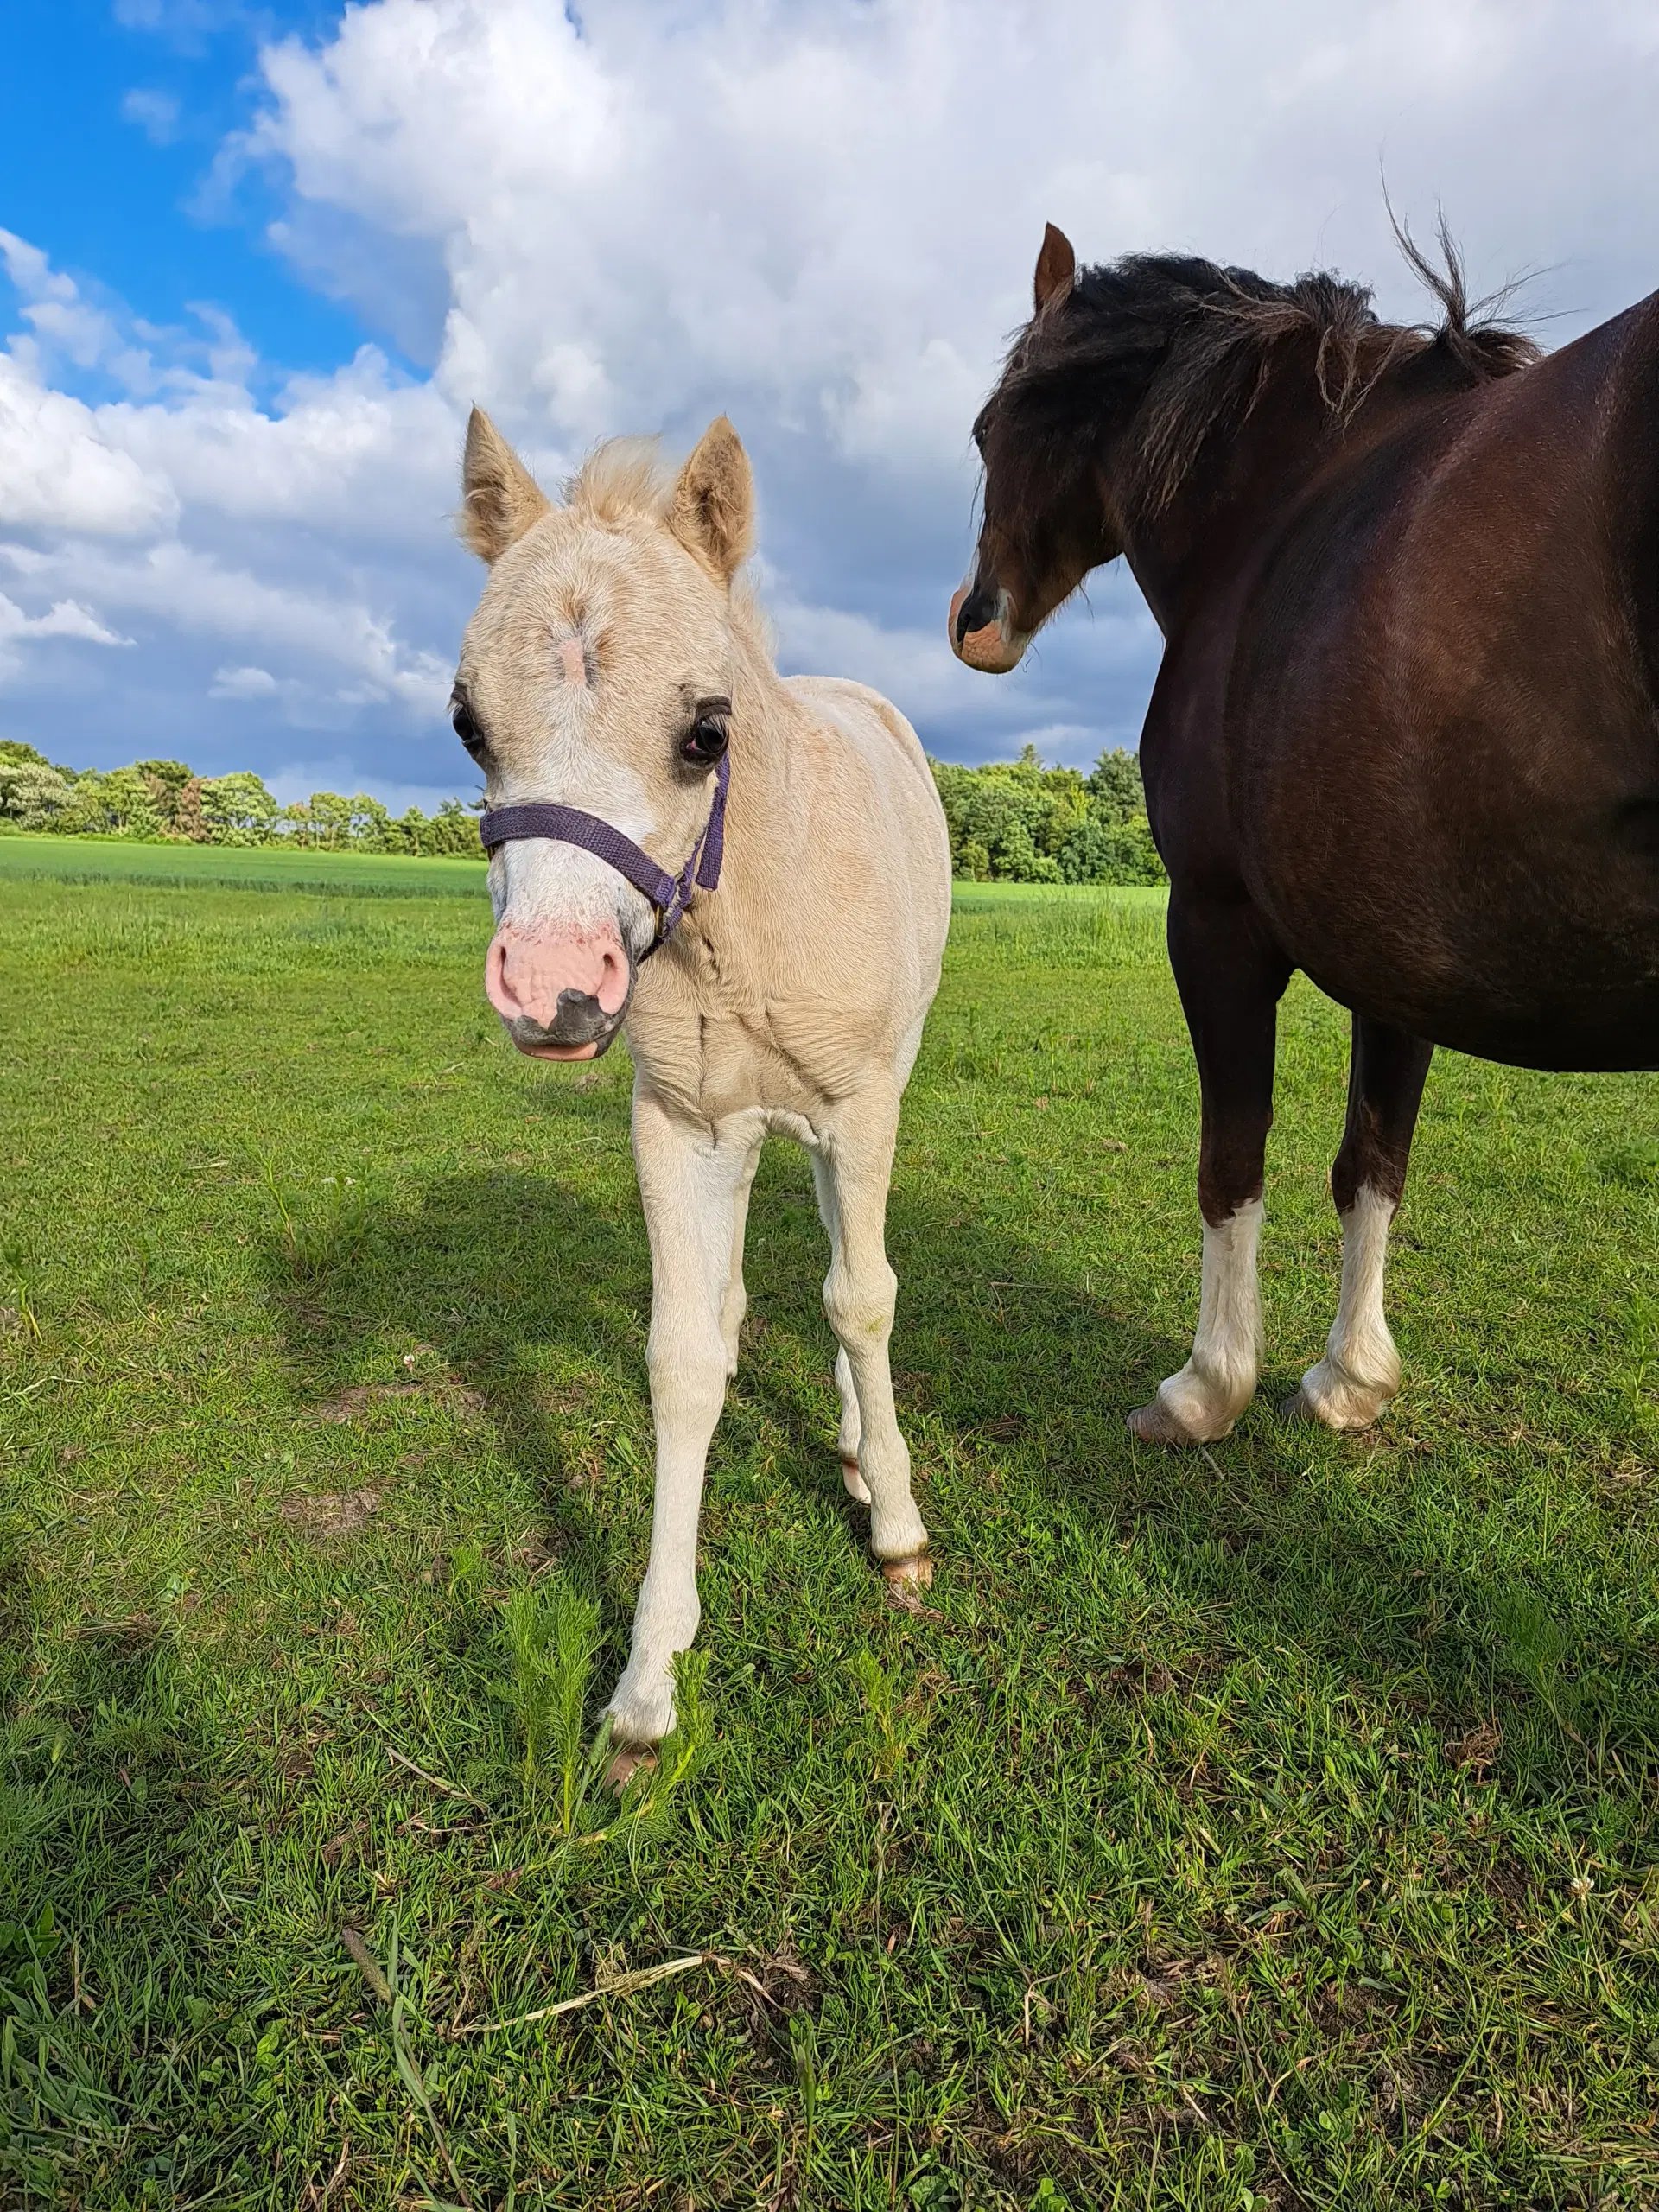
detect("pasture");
top-left (1, 838), bottom-right (1656, 2210)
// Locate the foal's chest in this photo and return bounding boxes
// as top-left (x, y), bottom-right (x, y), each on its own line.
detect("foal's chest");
top-left (627, 982), bottom-right (885, 1128)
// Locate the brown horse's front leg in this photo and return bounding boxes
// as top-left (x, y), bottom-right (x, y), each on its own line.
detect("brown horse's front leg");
top-left (1130, 893), bottom-right (1292, 1446)
top-left (1287, 1014), bottom-right (1433, 1430)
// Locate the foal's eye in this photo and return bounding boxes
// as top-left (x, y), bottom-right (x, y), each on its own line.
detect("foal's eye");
top-left (452, 702), bottom-right (486, 758)
top-left (681, 712), bottom-right (729, 766)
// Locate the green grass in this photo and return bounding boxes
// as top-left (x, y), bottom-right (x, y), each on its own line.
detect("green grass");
top-left (0, 830), bottom-right (489, 899)
top-left (0, 848), bottom-right (1656, 2210)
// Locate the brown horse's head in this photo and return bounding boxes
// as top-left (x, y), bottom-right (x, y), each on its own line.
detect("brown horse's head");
top-left (953, 222), bottom-right (1545, 673)
top-left (950, 223), bottom-right (1121, 673)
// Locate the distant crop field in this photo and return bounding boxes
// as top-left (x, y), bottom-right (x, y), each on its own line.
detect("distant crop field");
top-left (0, 830), bottom-right (493, 900)
top-left (0, 855), bottom-right (1655, 2209)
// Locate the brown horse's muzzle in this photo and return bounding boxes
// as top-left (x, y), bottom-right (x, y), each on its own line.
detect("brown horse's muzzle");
top-left (949, 582), bottom-right (1027, 673)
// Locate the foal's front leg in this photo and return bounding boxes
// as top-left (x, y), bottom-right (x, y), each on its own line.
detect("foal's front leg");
top-left (1288, 1015), bottom-right (1433, 1430)
top-left (813, 1088), bottom-right (931, 1583)
top-left (1131, 896), bottom-right (1292, 1446)
top-left (605, 1091), bottom-right (757, 1752)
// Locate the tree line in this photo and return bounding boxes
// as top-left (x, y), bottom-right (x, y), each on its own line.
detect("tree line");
top-left (0, 743), bottom-right (481, 856)
top-left (0, 736), bottom-right (1166, 884)
top-left (931, 744), bottom-right (1166, 883)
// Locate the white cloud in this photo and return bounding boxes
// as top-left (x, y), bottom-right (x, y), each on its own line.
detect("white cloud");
top-left (6, 0), bottom-right (1659, 797)
top-left (0, 596), bottom-right (128, 646)
top-left (122, 88), bottom-right (184, 146)
top-left (0, 592), bottom-right (129, 679)
top-left (0, 353), bottom-right (177, 536)
top-left (209, 664), bottom-right (282, 697)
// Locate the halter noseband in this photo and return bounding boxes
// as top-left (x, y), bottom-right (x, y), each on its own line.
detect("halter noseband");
top-left (477, 748), bottom-right (729, 960)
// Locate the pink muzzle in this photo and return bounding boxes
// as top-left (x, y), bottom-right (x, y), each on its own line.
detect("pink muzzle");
top-left (485, 922), bottom-right (632, 1061)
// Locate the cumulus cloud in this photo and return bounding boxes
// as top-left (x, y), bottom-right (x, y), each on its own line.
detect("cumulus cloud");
top-left (5, 0), bottom-right (1659, 788)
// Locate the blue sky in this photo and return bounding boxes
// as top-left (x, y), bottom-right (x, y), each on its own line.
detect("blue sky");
top-left (2, 1), bottom-right (1656, 812)
top-left (5, 3), bottom-right (363, 376)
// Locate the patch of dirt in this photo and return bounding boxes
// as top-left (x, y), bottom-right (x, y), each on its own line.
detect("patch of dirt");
top-left (534, 1376), bottom-right (597, 1417)
top-left (508, 1529), bottom-right (566, 1573)
top-left (310, 1378), bottom-right (483, 1424)
top-left (1446, 1719), bottom-right (1502, 1774)
top-left (281, 1487), bottom-right (384, 1539)
top-left (321, 1816), bottom-right (370, 1866)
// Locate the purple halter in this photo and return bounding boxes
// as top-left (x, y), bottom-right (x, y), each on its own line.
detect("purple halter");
top-left (477, 749), bottom-right (729, 959)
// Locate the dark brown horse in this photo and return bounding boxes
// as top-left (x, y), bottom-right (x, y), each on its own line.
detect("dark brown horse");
top-left (950, 223), bottom-right (1659, 1444)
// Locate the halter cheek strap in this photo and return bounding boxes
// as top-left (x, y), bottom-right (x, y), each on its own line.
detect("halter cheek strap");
top-left (477, 748), bottom-right (729, 959)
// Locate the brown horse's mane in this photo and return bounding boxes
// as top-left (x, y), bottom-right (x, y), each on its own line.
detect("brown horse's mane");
top-left (995, 227), bottom-right (1541, 518)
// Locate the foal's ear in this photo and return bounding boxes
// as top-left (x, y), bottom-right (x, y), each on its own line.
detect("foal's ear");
top-left (669, 416), bottom-right (754, 584)
top-left (459, 406), bottom-right (551, 563)
top-left (1033, 221), bottom-right (1077, 316)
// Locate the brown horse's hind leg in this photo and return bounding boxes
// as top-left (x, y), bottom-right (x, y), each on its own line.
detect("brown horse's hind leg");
top-left (1287, 1015), bottom-right (1433, 1430)
top-left (1130, 896), bottom-right (1292, 1446)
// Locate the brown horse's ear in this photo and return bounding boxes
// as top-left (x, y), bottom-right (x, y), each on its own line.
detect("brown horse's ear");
top-left (1033, 222), bottom-right (1077, 316)
top-left (670, 416), bottom-right (754, 583)
top-left (459, 406), bottom-right (551, 563)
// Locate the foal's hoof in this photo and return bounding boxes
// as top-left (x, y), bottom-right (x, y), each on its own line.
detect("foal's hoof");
top-left (842, 1456), bottom-right (873, 1506)
top-left (880, 1551), bottom-right (933, 1590)
top-left (605, 1743), bottom-right (658, 1793)
top-left (1282, 1377), bottom-right (1391, 1432)
top-left (1128, 1397), bottom-right (1209, 1446)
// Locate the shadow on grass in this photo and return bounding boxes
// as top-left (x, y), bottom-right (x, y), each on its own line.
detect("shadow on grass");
top-left (0, 1559), bottom-right (271, 2203)
top-left (251, 1096), bottom-right (1659, 1804)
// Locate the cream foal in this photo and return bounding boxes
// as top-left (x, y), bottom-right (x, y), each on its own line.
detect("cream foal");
top-left (454, 410), bottom-right (951, 1755)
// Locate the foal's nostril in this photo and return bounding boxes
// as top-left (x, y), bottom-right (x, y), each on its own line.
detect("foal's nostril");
top-left (549, 988), bottom-right (611, 1044)
top-left (593, 940), bottom-right (631, 1018)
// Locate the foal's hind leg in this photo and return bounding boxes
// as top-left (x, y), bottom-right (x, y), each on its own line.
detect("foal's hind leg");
top-left (1131, 897), bottom-right (1292, 1446)
top-left (1288, 1016), bottom-right (1433, 1430)
top-left (812, 1085), bottom-right (930, 1582)
top-left (833, 1348), bottom-right (870, 1504)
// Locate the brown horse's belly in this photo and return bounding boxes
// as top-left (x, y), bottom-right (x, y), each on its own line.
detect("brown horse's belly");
top-left (1262, 864), bottom-right (1659, 1071)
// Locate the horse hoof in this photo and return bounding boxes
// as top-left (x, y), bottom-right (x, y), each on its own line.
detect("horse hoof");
top-left (1282, 1381), bottom-right (1388, 1432)
top-left (1128, 1398), bottom-right (1204, 1446)
top-left (880, 1552), bottom-right (932, 1589)
top-left (605, 1743), bottom-right (658, 1793)
top-left (842, 1457), bottom-right (873, 1505)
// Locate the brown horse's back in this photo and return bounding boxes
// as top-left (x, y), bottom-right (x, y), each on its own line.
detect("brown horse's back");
top-left (1226, 295), bottom-right (1659, 1069)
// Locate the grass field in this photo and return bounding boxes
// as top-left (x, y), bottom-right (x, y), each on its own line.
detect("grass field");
top-left (0, 842), bottom-right (1656, 2211)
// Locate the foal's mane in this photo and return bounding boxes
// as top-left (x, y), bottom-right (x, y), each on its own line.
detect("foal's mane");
top-left (1000, 226), bottom-right (1540, 517)
top-left (564, 436), bottom-right (678, 523)
top-left (562, 434), bottom-right (775, 656)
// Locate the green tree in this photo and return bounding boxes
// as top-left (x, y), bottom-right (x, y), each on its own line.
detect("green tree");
top-left (200, 772), bottom-right (279, 845)
top-left (0, 739), bottom-right (54, 772)
top-left (1086, 747), bottom-right (1146, 823)
top-left (420, 797), bottom-right (484, 855)
top-left (0, 758), bottom-right (74, 828)
top-left (929, 742), bottom-right (1164, 885)
top-left (65, 767), bottom-right (165, 839)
